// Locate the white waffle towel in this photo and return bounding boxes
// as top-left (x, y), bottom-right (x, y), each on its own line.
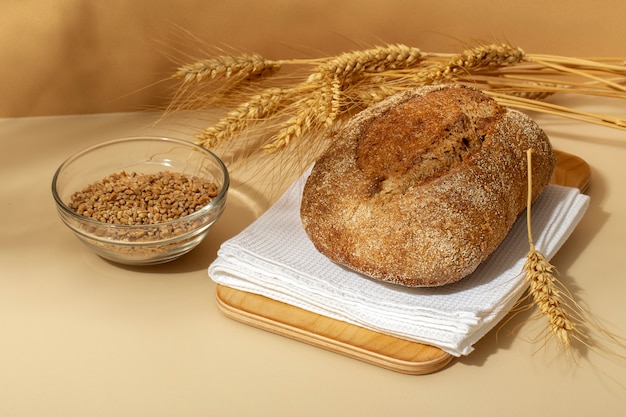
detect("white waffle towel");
top-left (209, 169), bottom-right (589, 356)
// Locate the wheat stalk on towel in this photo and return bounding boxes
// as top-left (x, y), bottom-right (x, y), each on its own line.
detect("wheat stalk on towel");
top-left (512, 150), bottom-right (626, 366)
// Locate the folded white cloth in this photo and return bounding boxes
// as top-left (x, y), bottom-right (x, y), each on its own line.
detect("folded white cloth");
top-left (209, 169), bottom-right (589, 356)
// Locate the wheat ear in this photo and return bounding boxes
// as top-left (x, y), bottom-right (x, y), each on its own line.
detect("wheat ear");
top-left (414, 43), bottom-right (526, 84)
top-left (262, 94), bottom-right (321, 153)
top-left (314, 44), bottom-right (423, 125)
top-left (174, 53), bottom-right (282, 84)
top-left (314, 44), bottom-right (423, 78)
top-left (195, 87), bottom-right (287, 148)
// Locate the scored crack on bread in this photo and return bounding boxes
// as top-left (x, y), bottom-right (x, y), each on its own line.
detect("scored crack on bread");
top-left (300, 84), bottom-right (556, 287)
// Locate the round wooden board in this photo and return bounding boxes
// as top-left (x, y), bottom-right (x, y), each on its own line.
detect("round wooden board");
top-left (215, 150), bottom-right (590, 375)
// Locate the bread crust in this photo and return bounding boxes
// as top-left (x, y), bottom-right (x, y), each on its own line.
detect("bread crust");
top-left (300, 84), bottom-right (556, 287)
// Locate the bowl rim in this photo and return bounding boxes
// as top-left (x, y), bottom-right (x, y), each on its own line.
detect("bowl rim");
top-left (51, 136), bottom-right (230, 231)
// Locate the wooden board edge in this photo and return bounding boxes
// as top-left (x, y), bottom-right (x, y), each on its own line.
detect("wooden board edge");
top-left (215, 285), bottom-right (454, 375)
top-left (552, 150), bottom-right (591, 193)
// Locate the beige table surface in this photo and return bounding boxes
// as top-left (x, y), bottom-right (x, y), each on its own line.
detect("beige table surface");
top-left (2, 97), bottom-right (626, 416)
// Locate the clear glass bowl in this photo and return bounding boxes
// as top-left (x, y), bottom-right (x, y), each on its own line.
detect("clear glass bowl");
top-left (52, 136), bottom-right (229, 265)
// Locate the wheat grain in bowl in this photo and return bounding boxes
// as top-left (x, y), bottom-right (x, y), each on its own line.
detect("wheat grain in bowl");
top-left (52, 136), bottom-right (229, 265)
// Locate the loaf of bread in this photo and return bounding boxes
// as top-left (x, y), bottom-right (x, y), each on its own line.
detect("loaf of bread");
top-left (300, 84), bottom-right (556, 287)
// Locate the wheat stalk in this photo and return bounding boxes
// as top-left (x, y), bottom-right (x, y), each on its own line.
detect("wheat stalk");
top-left (163, 41), bottom-right (626, 175)
top-left (489, 92), bottom-right (626, 129)
top-left (522, 149), bottom-right (578, 350)
top-left (517, 149), bottom-right (626, 365)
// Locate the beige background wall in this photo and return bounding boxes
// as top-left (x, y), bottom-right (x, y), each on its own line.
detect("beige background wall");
top-left (1, 0), bottom-right (625, 117)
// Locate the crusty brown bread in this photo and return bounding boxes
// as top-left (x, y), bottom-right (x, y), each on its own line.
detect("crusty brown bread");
top-left (300, 84), bottom-right (556, 287)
